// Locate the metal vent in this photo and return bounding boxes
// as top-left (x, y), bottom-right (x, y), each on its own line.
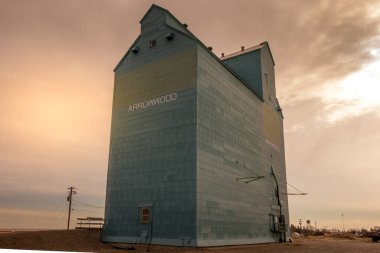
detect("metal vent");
top-left (166, 33), bottom-right (174, 41)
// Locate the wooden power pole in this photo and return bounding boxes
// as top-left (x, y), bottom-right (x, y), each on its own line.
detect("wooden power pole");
top-left (67, 186), bottom-right (76, 230)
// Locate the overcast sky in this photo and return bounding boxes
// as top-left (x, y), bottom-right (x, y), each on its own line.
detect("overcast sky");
top-left (0, 0), bottom-right (379, 230)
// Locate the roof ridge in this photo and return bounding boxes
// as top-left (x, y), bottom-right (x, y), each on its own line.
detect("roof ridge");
top-left (220, 41), bottom-right (275, 65)
top-left (139, 4), bottom-right (168, 24)
top-left (220, 42), bottom-right (265, 60)
top-left (116, 5), bottom-right (270, 100)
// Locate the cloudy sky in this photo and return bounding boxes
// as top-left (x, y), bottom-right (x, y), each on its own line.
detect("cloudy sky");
top-left (0, 0), bottom-right (379, 230)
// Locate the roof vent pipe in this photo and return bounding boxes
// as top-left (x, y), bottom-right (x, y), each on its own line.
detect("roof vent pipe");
top-left (183, 23), bottom-right (188, 28)
top-left (221, 53), bottom-right (224, 57)
top-left (241, 46), bottom-right (245, 51)
top-left (208, 46), bottom-right (213, 51)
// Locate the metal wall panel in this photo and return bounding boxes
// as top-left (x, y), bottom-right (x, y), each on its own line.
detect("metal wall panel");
top-left (223, 50), bottom-right (263, 99)
top-left (196, 45), bottom-right (289, 246)
top-left (104, 5), bottom-right (289, 247)
top-left (103, 21), bottom-right (198, 245)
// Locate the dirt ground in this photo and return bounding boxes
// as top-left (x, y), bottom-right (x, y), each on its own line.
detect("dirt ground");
top-left (0, 230), bottom-right (379, 253)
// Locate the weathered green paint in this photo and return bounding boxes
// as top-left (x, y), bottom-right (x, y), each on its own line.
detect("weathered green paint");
top-left (103, 4), bottom-right (289, 246)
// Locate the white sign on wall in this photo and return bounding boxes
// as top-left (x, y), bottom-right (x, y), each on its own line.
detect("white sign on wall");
top-left (128, 93), bottom-right (178, 112)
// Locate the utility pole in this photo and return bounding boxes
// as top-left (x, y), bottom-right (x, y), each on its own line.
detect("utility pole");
top-left (298, 218), bottom-right (302, 228)
top-left (67, 187), bottom-right (77, 230)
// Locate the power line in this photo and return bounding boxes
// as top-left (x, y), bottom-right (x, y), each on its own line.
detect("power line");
top-left (43, 203), bottom-right (67, 228)
top-left (72, 208), bottom-right (104, 213)
top-left (73, 199), bottom-right (104, 208)
top-left (235, 160), bottom-right (265, 183)
top-left (234, 160), bottom-right (307, 196)
top-left (286, 182), bottom-right (308, 195)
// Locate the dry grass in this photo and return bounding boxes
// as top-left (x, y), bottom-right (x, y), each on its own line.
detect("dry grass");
top-left (0, 230), bottom-right (379, 253)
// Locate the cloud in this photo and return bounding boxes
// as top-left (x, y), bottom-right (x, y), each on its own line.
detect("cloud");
top-left (0, 0), bottom-right (380, 230)
top-left (272, 0), bottom-right (380, 104)
top-left (168, 0), bottom-right (380, 123)
top-left (285, 123), bottom-right (305, 133)
top-left (317, 56), bottom-right (380, 123)
top-left (270, 0), bottom-right (380, 126)
top-left (286, 111), bottom-right (380, 228)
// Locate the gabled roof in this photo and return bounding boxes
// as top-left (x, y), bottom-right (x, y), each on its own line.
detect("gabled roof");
top-left (139, 4), bottom-right (165, 24)
top-left (140, 4), bottom-right (183, 27)
top-left (113, 35), bottom-right (141, 72)
top-left (115, 4), bottom-right (277, 102)
top-left (220, 41), bottom-right (275, 65)
top-left (114, 4), bottom-right (192, 72)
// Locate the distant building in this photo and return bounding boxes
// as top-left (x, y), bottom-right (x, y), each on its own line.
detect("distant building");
top-left (102, 4), bottom-right (289, 246)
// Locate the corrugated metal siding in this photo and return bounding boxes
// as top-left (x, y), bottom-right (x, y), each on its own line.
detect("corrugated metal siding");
top-left (196, 45), bottom-right (289, 246)
top-left (103, 24), bottom-right (198, 245)
top-left (104, 5), bottom-right (289, 247)
top-left (223, 50), bottom-right (263, 100)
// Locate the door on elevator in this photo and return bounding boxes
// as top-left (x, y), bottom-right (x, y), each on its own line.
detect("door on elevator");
top-left (137, 206), bottom-right (152, 243)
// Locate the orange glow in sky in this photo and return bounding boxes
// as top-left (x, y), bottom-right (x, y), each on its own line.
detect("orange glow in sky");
top-left (0, 0), bottom-right (380, 231)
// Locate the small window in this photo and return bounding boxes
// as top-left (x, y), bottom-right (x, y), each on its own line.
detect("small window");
top-left (149, 40), bottom-right (156, 48)
top-left (141, 208), bottom-right (150, 224)
top-left (264, 73), bottom-right (269, 86)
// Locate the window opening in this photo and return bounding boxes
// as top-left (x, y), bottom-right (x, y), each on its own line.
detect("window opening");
top-left (141, 207), bottom-right (150, 224)
top-left (149, 40), bottom-right (156, 48)
top-left (264, 73), bottom-right (269, 86)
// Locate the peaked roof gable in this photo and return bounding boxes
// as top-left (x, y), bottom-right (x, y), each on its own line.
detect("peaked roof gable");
top-left (113, 35), bottom-right (141, 72)
top-left (139, 4), bottom-right (166, 24)
top-left (140, 4), bottom-right (191, 35)
top-left (221, 41), bottom-right (275, 65)
top-left (115, 4), bottom-right (276, 102)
